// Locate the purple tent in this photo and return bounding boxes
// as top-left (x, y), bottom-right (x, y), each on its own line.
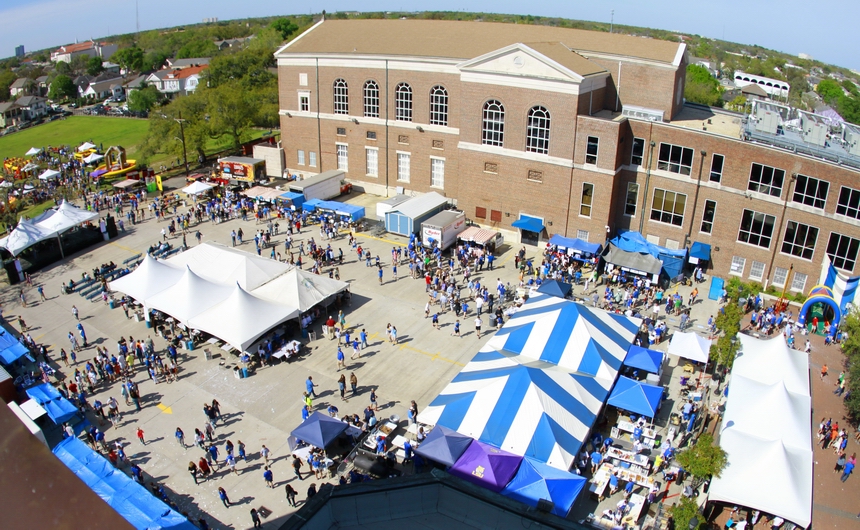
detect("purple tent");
top-left (449, 440), bottom-right (522, 493)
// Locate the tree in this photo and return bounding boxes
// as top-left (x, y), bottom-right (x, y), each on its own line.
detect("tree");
top-left (112, 46), bottom-right (145, 73)
top-left (176, 38), bottom-right (218, 60)
top-left (817, 79), bottom-right (843, 104)
top-left (675, 433), bottom-right (728, 489)
top-left (270, 18), bottom-right (299, 41)
top-left (128, 85), bottom-right (159, 112)
top-left (140, 92), bottom-right (210, 165)
top-left (54, 60), bottom-right (72, 75)
top-left (86, 56), bottom-right (104, 76)
top-left (841, 310), bottom-right (860, 421)
top-left (669, 497), bottom-right (705, 530)
top-left (143, 51), bottom-right (169, 71)
top-left (684, 64), bottom-right (723, 107)
top-left (48, 75), bottom-right (77, 100)
top-left (70, 54), bottom-right (90, 75)
top-left (204, 81), bottom-right (256, 149)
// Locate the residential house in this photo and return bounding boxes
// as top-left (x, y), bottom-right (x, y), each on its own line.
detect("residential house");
top-left (123, 75), bottom-right (148, 99)
top-left (102, 62), bottom-right (121, 75)
top-left (165, 57), bottom-right (210, 69)
top-left (35, 76), bottom-right (49, 97)
top-left (80, 77), bottom-right (125, 100)
top-left (15, 96), bottom-right (48, 120)
top-left (0, 102), bottom-right (23, 128)
top-left (740, 83), bottom-right (768, 102)
top-left (51, 41), bottom-right (117, 63)
top-left (9, 78), bottom-right (36, 97)
top-left (146, 65), bottom-right (208, 97)
top-left (213, 36), bottom-right (253, 50)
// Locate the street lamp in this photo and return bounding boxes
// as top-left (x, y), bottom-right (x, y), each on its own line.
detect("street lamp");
top-left (174, 111), bottom-right (189, 181)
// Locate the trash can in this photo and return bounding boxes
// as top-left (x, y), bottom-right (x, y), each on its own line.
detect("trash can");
top-left (308, 331), bottom-right (317, 342)
top-left (145, 320), bottom-right (152, 328)
top-left (242, 367), bottom-right (249, 378)
top-left (204, 348), bottom-right (213, 361)
top-left (109, 299), bottom-right (115, 309)
top-left (233, 367), bottom-right (241, 379)
top-left (185, 340), bottom-right (194, 351)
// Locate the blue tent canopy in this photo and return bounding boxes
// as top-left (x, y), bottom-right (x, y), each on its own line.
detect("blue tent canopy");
top-left (606, 376), bottom-right (664, 418)
top-left (0, 341), bottom-right (29, 364)
top-left (280, 191), bottom-right (305, 208)
top-left (512, 215), bottom-right (544, 233)
top-left (548, 234), bottom-right (601, 255)
top-left (290, 411), bottom-right (348, 448)
top-left (623, 346), bottom-right (664, 374)
top-left (27, 383), bottom-right (79, 424)
top-left (53, 437), bottom-right (196, 529)
top-left (413, 425), bottom-right (473, 467)
top-left (608, 230), bottom-right (687, 278)
top-left (0, 329), bottom-right (20, 350)
top-left (302, 198), bottom-right (324, 212)
top-left (536, 279), bottom-right (572, 299)
top-left (689, 242), bottom-right (711, 261)
top-left (26, 382), bottom-right (62, 404)
top-left (500, 457), bottom-right (587, 517)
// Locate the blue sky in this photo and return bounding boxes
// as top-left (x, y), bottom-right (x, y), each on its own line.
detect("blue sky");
top-left (4, 0), bottom-right (858, 72)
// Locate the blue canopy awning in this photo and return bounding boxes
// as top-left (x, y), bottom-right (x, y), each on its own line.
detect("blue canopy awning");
top-left (548, 234), bottom-right (602, 255)
top-left (500, 456), bottom-right (587, 517)
top-left (302, 198), bottom-right (324, 212)
top-left (607, 376), bottom-right (664, 418)
top-left (690, 242), bottom-right (712, 261)
top-left (413, 425), bottom-right (473, 467)
top-left (623, 346), bottom-right (664, 374)
top-left (536, 279), bottom-right (572, 298)
top-left (512, 215), bottom-right (544, 233)
top-left (0, 341), bottom-right (29, 364)
top-left (290, 411), bottom-right (348, 448)
top-left (26, 383), bottom-right (79, 424)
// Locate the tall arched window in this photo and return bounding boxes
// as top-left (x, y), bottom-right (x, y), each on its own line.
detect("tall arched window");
top-left (333, 79), bottom-right (349, 115)
top-left (395, 83), bottom-right (412, 122)
top-left (482, 100), bottom-right (505, 147)
top-left (363, 80), bottom-right (379, 118)
top-left (429, 85), bottom-right (448, 126)
top-left (526, 106), bottom-right (551, 154)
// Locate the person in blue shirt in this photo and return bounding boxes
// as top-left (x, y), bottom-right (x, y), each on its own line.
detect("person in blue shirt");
top-left (624, 480), bottom-right (634, 499)
top-left (305, 376), bottom-right (318, 398)
top-left (301, 405), bottom-right (311, 421)
top-left (609, 472), bottom-right (619, 494)
top-left (263, 467), bottom-right (274, 488)
top-left (590, 451), bottom-right (602, 473)
top-left (842, 459), bottom-right (855, 482)
top-left (376, 436), bottom-right (386, 455)
top-left (403, 440), bottom-right (413, 463)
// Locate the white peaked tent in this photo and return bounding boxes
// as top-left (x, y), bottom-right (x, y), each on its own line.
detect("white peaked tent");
top-left (252, 267), bottom-right (350, 312)
top-left (188, 284), bottom-right (299, 351)
top-left (77, 142), bottom-right (96, 152)
top-left (181, 181), bottom-right (214, 195)
top-left (733, 333), bottom-right (809, 394)
top-left (166, 242), bottom-right (290, 290)
top-left (38, 169), bottom-right (61, 181)
top-left (25, 147), bottom-right (41, 156)
top-left (36, 201), bottom-right (98, 234)
top-left (83, 153), bottom-right (104, 164)
top-left (667, 331), bottom-right (711, 363)
top-left (109, 254), bottom-right (185, 302)
top-left (146, 267), bottom-right (232, 324)
top-left (0, 218), bottom-right (56, 256)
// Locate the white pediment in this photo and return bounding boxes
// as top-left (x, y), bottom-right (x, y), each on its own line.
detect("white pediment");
top-left (457, 44), bottom-right (584, 83)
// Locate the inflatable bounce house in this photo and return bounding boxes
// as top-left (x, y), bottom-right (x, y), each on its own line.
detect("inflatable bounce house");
top-left (798, 285), bottom-right (841, 336)
top-left (92, 146), bottom-right (137, 180)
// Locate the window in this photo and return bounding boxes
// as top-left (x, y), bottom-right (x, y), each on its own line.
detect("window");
top-left (709, 154), bottom-right (724, 183)
top-left (333, 79), bottom-right (348, 115)
top-left (836, 186), bottom-right (860, 219)
top-left (631, 137), bottom-right (644, 166)
top-left (490, 210), bottom-right (502, 223)
top-left (792, 174), bottom-right (828, 209)
top-left (395, 83), bottom-right (412, 121)
top-left (297, 150), bottom-right (305, 166)
top-left (363, 80), bottom-right (379, 118)
top-left (430, 157), bottom-right (445, 188)
top-left (791, 272), bottom-right (808, 292)
top-left (738, 209), bottom-right (776, 248)
top-left (624, 183), bottom-right (639, 217)
top-left (475, 207), bottom-right (487, 219)
top-left (429, 86), bottom-right (448, 126)
top-left (309, 152), bottom-right (317, 167)
top-left (366, 131), bottom-right (377, 140)
top-left (730, 256), bottom-right (746, 275)
top-left (650, 188), bottom-right (687, 227)
top-left (299, 73), bottom-right (308, 86)
top-left (298, 91), bottom-right (310, 112)
top-left (577, 230), bottom-right (589, 242)
top-left (700, 200), bottom-right (716, 234)
top-left (772, 266), bottom-right (789, 287)
top-left (365, 148), bottom-right (378, 177)
top-left (397, 152), bottom-right (410, 183)
top-left (749, 261), bottom-right (766, 282)
top-left (827, 232), bottom-right (860, 272)
top-left (526, 106), bottom-right (550, 154)
top-left (748, 163), bottom-right (785, 197)
top-left (657, 143), bottom-right (694, 175)
top-left (336, 127), bottom-right (346, 136)
top-left (781, 221), bottom-right (818, 260)
top-left (482, 100), bottom-right (505, 147)
top-left (580, 183), bottom-right (594, 217)
top-left (336, 144), bottom-right (348, 171)
top-left (586, 136), bottom-right (599, 164)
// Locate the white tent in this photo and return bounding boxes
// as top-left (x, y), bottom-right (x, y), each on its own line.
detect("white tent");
top-left (77, 142), bottom-right (96, 152)
top-left (37, 169), bottom-right (60, 181)
top-left (252, 267), bottom-right (350, 312)
top-left (36, 201), bottom-right (98, 234)
top-left (109, 254), bottom-right (185, 302)
top-left (25, 147), bottom-right (41, 156)
top-left (188, 284), bottom-right (299, 351)
top-left (166, 242), bottom-right (290, 290)
top-left (667, 331), bottom-right (711, 363)
top-left (0, 218), bottom-right (56, 256)
top-left (0, 181), bottom-right (12, 188)
top-left (146, 267), bottom-right (232, 324)
top-left (21, 162), bottom-right (39, 172)
top-left (708, 334), bottom-right (812, 528)
top-left (83, 153), bottom-right (104, 164)
top-left (242, 186), bottom-right (286, 201)
top-left (181, 181), bottom-right (214, 196)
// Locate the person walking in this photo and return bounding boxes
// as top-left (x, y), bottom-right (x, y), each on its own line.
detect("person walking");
top-left (336, 347), bottom-right (346, 371)
top-left (261, 444), bottom-right (271, 465)
top-left (338, 374), bottom-right (348, 402)
top-left (197, 457), bottom-right (211, 480)
top-left (188, 461), bottom-right (200, 485)
top-left (72, 305), bottom-right (79, 320)
top-left (349, 372), bottom-right (358, 395)
top-left (842, 456), bottom-right (855, 482)
top-left (292, 454), bottom-right (304, 480)
top-left (136, 426), bottom-right (146, 445)
top-left (250, 508), bottom-right (262, 528)
top-left (218, 487), bottom-right (230, 508)
top-left (370, 388), bottom-right (379, 411)
top-left (285, 484), bottom-right (298, 507)
top-left (263, 466), bottom-right (274, 488)
top-left (451, 320), bottom-right (461, 337)
top-left (474, 316), bottom-right (482, 339)
top-left (305, 376), bottom-right (318, 398)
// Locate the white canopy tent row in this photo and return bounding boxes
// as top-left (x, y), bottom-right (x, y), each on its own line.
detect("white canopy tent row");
top-left (0, 201), bottom-right (98, 257)
top-left (38, 169), bottom-right (61, 181)
top-left (181, 180), bottom-right (214, 196)
top-left (25, 147), bottom-right (41, 156)
top-left (667, 331), bottom-right (712, 363)
top-left (83, 153), bottom-right (104, 165)
top-left (77, 142), bottom-right (96, 152)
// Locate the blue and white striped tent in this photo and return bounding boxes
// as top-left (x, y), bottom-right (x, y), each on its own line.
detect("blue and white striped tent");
top-left (421, 294), bottom-right (642, 470)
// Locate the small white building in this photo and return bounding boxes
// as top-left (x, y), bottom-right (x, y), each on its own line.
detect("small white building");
top-left (51, 41), bottom-right (117, 63)
top-left (733, 70), bottom-right (790, 99)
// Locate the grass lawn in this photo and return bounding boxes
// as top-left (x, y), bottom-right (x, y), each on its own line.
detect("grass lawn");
top-left (0, 116), bottom-right (150, 161)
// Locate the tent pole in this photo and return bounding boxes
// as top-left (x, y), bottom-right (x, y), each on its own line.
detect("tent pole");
top-left (56, 233), bottom-right (65, 259)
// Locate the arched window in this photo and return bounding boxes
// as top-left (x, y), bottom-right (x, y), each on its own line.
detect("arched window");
top-left (333, 78), bottom-right (349, 115)
top-left (363, 80), bottom-right (379, 118)
top-left (395, 83), bottom-right (412, 121)
top-left (482, 100), bottom-right (505, 147)
top-left (429, 85), bottom-right (448, 126)
top-left (526, 106), bottom-right (550, 154)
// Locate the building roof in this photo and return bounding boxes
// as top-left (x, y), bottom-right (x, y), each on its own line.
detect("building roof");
top-left (0, 101), bottom-right (20, 113)
top-left (167, 57), bottom-right (210, 68)
top-left (521, 42), bottom-right (605, 77)
top-left (86, 77), bottom-right (124, 93)
top-left (10, 78), bottom-right (27, 89)
top-left (279, 19), bottom-right (684, 65)
top-left (55, 41), bottom-right (98, 54)
top-left (35, 76), bottom-right (48, 84)
top-left (15, 96), bottom-right (46, 106)
top-left (741, 83), bottom-right (768, 97)
top-left (176, 65), bottom-right (209, 79)
top-left (124, 75), bottom-right (148, 89)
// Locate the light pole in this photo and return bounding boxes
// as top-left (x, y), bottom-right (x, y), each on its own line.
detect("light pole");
top-left (174, 111), bottom-right (189, 180)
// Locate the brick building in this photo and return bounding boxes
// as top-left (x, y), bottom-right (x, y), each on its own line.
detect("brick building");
top-left (275, 18), bottom-right (860, 295)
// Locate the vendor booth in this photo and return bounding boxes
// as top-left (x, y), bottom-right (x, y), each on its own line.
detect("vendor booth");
top-left (219, 156), bottom-right (265, 183)
top-left (413, 425), bottom-right (473, 467)
top-left (602, 244), bottom-right (663, 283)
top-left (607, 231), bottom-right (688, 280)
top-left (290, 411), bottom-right (348, 449)
top-left (535, 279), bottom-right (572, 299)
top-left (280, 191), bottom-right (305, 209)
top-left (606, 376), bottom-right (664, 419)
top-left (384, 192), bottom-right (448, 236)
top-left (667, 332), bottom-right (712, 364)
top-left (500, 457), bottom-right (587, 517)
top-left (688, 242), bottom-right (711, 267)
top-left (289, 170), bottom-right (343, 201)
top-left (458, 226), bottom-right (503, 253)
top-left (548, 234), bottom-right (601, 261)
top-left (376, 194), bottom-right (411, 221)
top-left (623, 345), bottom-right (664, 375)
top-left (511, 214), bottom-right (544, 246)
top-left (449, 440), bottom-right (522, 493)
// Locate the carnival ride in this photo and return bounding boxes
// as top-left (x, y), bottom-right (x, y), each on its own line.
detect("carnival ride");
top-left (91, 146), bottom-right (137, 180)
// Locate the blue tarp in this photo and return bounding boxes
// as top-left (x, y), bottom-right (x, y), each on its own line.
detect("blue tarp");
top-left (0, 341), bottom-right (29, 364)
top-left (26, 383), bottom-right (79, 424)
top-left (290, 411), bottom-right (348, 448)
top-left (709, 277), bottom-right (725, 301)
top-left (413, 425), bottom-right (473, 467)
top-left (548, 234), bottom-right (602, 255)
top-left (690, 242), bottom-right (711, 261)
top-left (53, 437), bottom-right (196, 530)
top-left (623, 346), bottom-right (663, 374)
top-left (311, 200), bottom-right (366, 222)
top-left (608, 230), bottom-right (687, 278)
top-left (512, 215), bottom-right (544, 233)
top-left (500, 457), bottom-right (587, 517)
top-left (536, 279), bottom-right (572, 298)
top-left (606, 376), bottom-right (664, 418)
top-left (280, 191), bottom-right (305, 209)
top-left (0, 329), bottom-right (20, 350)
top-left (26, 382), bottom-right (62, 404)
top-left (302, 198), bottom-right (324, 212)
